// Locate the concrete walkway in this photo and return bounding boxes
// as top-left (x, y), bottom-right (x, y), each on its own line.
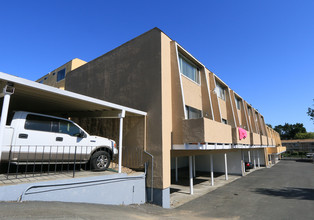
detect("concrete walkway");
top-left (170, 166), bottom-right (265, 208)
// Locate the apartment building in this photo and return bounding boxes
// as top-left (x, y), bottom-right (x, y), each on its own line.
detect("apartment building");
top-left (37, 58), bottom-right (86, 89)
top-left (37, 28), bottom-right (283, 207)
top-left (282, 139), bottom-right (314, 153)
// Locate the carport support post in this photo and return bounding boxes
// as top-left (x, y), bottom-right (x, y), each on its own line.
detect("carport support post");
top-left (248, 150), bottom-right (251, 163)
top-left (189, 156), bottom-right (193, 195)
top-left (0, 87), bottom-right (12, 161)
top-left (257, 151), bottom-right (260, 168)
top-left (175, 157), bottom-right (178, 182)
top-left (193, 155), bottom-right (196, 177)
top-left (253, 150), bottom-right (256, 169)
top-left (210, 154), bottom-right (214, 186)
top-left (224, 153), bottom-right (228, 181)
top-left (241, 150), bottom-right (245, 176)
top-left (118, 110), bottom-right (126, 173)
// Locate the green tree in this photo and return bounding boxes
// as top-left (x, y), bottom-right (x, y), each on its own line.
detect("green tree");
top-left (308, 99), bottom-right (314, 124)
top-left (274, 123), bottom-right (307, 140)
top-left (294, 132), bottom-right (314, 139)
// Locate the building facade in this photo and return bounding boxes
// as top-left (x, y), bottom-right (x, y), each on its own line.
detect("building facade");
top-left (37, 28), bottom-right (283, 207)
top-left (37, 58), bottom-right (86, 89)
top-left (282, 139), bottom-right (314, 153)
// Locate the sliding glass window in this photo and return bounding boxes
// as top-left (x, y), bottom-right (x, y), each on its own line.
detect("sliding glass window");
top-left (185, 106), bottom-right (202, 119)
top-left (216, 82), bottom-right (225, 100)
top-left (179, 54), bottom-right (200, 84)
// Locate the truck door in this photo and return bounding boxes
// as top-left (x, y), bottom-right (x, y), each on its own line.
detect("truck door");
top-left (12, 114), bottom-right (57, 162)
top-left (54, 119), bottom-right (90, 162)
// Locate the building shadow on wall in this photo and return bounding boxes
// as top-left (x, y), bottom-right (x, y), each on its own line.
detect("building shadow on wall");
top-left (255, 187), bottom-right (314, 201)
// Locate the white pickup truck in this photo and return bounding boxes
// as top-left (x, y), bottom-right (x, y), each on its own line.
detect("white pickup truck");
top-left (1, 111), bottom-right (118, 171)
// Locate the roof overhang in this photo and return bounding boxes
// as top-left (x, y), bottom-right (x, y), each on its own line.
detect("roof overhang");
top-left (0, 72), bottom-right (147, 118)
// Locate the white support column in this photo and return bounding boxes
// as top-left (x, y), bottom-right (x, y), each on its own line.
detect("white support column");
top-left (118, 110), bottom-right (126, 173)
top-left (175, 157), bottom-right (178, 182)
top-left (193, 155), bottom-right (196, 177)
top-left (210, 154), bottom-right (214, 186)
top-left (248, 150), bottom-right (251, 162)
top-left (0, 86), bottom-right (13, 161)
top-left (241, 150), bottom-right (245, 176)
top-left (224, 153), bottom-right (228, 180)
top-left (189, 156), bottom-right (193, 195)
top-left (257, 151), bottom-right (260, 168)
top-left (253, 150), bottom-right (256, 169)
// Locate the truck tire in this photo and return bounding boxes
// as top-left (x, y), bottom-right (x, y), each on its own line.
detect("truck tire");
top-left (91, 150), bottom-right (111, 171)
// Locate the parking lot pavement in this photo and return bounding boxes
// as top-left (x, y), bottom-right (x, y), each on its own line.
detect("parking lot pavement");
top-left (177, 159), bottom-right (314, 219)
top-left (0, 160), bottom-right (314, 220)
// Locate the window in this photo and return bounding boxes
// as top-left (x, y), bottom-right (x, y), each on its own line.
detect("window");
top-left (185, 106), bottom-right (202, 119)
top-left (39, 80), bottom-right (44, 84)
top-left (59, 120), bottom-right (81, 136)
top-left (235, 97), bottom-right (241, 110)
top-left (57, 68), bottom-right (66, 82)
top-left (179, 54), bottom-right (200, 84)
top-left (222, 119), bottom-right (228, 124)
top-left (216, 82), bottom-right (225, 100)
top-left (247, 106), bottom-right (251, 116)
top-left (25, 114), bottom-right (83, 137)
top-left (25, 114), bottom-right (52, 132)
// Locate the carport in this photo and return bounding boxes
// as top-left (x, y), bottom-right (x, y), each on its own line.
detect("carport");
top-left (0, 72), bottom-right (147, 173)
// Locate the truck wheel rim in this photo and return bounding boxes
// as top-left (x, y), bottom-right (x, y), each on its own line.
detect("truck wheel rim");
top-left (96, 155), bottom-right (108, 169)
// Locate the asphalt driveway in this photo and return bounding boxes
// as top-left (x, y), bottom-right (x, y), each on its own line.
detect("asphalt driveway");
top-left (177, 159), bottom-right (314, 219)
top-left (0, 160), bottom-right (313, 220)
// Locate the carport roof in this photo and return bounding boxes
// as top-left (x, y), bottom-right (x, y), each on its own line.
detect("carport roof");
top-left (0, 72), bottom-right (147, 117)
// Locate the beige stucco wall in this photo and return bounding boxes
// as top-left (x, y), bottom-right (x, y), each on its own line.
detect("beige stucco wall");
top-left (170, 42), bottom-right (185, 145)
top-left (232, 128), bottom-right (251, 145)
top-left (208, 72), bottom-right (221, 123)
top-left (251, 132), bottom-right (262, 145)
top-left (218, 98), bottom-right (228, 121)
top-left (66, 28), bottom-right (165, 189)
top-left (181, 75), bottom-right (202, 110)
top-left (160, 33), bottom-right (172, 189)
top-left (182, 118), bottom-right (232, 144)
top-left (200, 69), bottom-right (213, 119)
top-left (261, 135), bottom-right (268, 146)
top-left (36, 58), bottom-right (86, 89)
top-left (71, 58), bottom-right (87, 70)
top-left (237, 109), bottom-right (242, 126)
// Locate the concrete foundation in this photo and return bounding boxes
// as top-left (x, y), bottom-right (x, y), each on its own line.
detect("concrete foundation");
top-left (0, 173), bottom-right (145, 205)
top-left (147, 187), bottom-right (170, 208)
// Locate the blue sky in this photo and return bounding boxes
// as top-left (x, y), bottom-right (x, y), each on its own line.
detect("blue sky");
top-left (0, 0), bottom-right (313, 131)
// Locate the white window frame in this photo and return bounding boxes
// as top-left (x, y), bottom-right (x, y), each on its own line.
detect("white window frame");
top-left (235, 97), bottom-right (241, 110)
top-left (216, 82), bottom-right (225, 101)
top-left (222, 118), bottom-right (228, 124)
top-left (179, 53), bottom-right (200, 84)
top-left (185, 105), bottom-right (203, 119)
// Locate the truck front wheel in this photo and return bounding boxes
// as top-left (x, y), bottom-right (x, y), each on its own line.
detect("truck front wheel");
top-left (91, 151), bottom-right (111, 171)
